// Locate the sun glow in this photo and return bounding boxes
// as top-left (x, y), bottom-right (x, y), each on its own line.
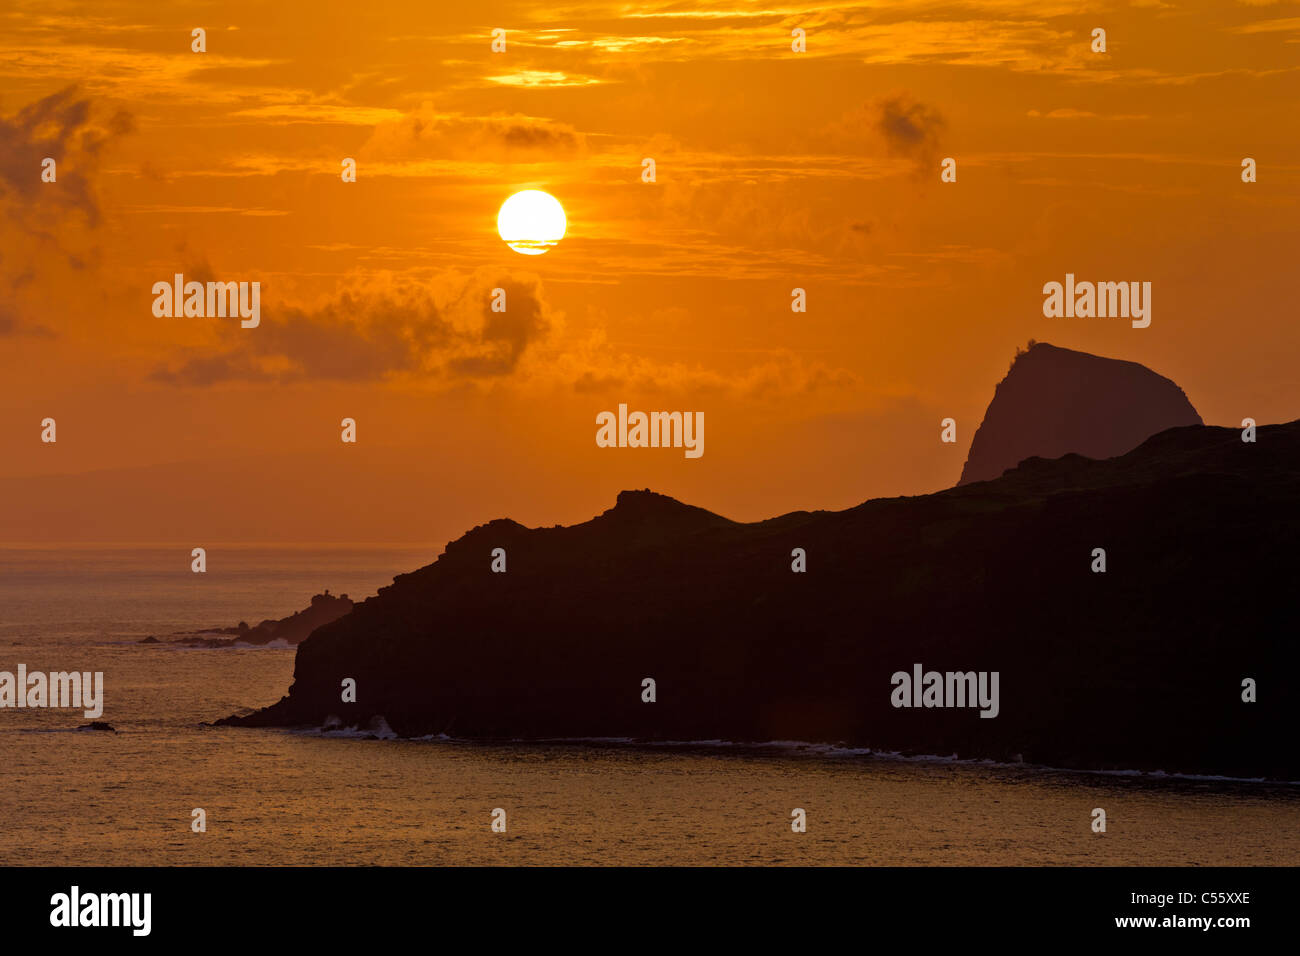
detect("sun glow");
top-left (497, 189), bottom-right (566, 255)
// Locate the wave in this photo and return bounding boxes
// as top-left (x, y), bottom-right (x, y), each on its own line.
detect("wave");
top-left (288, 714), bottom-right (398, 740)
top-left (252, 725), bottom-right (1299, 786)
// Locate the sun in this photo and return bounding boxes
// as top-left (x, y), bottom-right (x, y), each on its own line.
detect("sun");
top-left (497, 189), bottom-right (566, 255)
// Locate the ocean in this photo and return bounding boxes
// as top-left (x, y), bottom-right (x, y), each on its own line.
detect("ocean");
top-left (1, 547), bottom-right (1296, 866)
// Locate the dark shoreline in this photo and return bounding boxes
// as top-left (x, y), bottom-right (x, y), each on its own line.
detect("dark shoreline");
top-left (221, 420), bottom-right (1300, 783)
top-left (210, 722), bottom-right (1300, 791)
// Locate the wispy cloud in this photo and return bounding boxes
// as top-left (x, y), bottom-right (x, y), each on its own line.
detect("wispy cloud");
top-left (0, 85), bottom-right (133, 227)
top-left (486, 71), bottom-right (605, 87)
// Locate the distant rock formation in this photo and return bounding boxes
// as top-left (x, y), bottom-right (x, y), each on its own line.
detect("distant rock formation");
top-left (222, 423), bottom-right (1300, 779)
top-left (958, 342), bottom-right (1202, 485)
top-left (146, 591), bottom-right (353, 647)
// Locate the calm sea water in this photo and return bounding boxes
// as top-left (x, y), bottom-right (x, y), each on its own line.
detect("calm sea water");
top-left (1, 547), bottom-right (1297, 866)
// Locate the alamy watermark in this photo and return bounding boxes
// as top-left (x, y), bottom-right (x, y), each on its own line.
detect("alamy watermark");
top-left (890, 663), bottom-right (999, 718)
top-left (1042, 273), bottom-right (1151, 328)
top-left (50, 886), bottom-right (150, 936)
top-left (0, 665), bottom-right (103, 718)
top-left (152, 273), bottom-right (260, 328)
top-left (596, 404), bottom-right (704, 459)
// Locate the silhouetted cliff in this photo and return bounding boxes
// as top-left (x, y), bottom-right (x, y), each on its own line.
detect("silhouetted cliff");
top-left (222, 422), bottom-right (1299, 779)
top-left (150, 591), bottom-right (353, 647)
top-left (958, 342), bottom-right (1202, 485)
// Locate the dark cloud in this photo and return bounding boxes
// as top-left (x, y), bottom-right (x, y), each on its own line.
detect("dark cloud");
top-left (149, 353), bottom-right (261, 387)
top-left (448, 277), bottom-right (550, 377)
top-left (151, 273), bottom-right (555, 386)
top-left (872, 94), bottom-right (946, 172)
top-left (0, 304), bottom-right (55, 339)
top-left (0, 85), bottom-right (134, 227)
top-left (496, 116), bottom-right (583, 152)
top-left (256, 290), bottom-right (443, 381)
top-left (364, 108), bottom-right (586, 161)
top-left (828, 93), bottom-right (946, 177)
top-left (572, 370), bottom-right (625, 393)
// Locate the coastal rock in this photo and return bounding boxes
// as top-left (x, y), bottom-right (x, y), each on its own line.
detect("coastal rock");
top-left (77, 722), bottom-right (116, 733)
top-left (222, 422), bottom-right (1300, 779)
top-left (958, 342), bottom-right (1202, 485)
top-left (155, 591), bottom-right (354, 647)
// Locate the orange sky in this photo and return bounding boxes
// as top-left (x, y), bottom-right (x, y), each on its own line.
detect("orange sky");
top-left (1, 0), bottom-right (1297, 545)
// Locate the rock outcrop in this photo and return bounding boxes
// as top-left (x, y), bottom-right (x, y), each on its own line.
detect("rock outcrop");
top-left (958, 342), bottom-right (1202, 485)
top-left (221, 424), bottom-right (1300, 779)
top-left (149, 591), bottom-right (353, 647)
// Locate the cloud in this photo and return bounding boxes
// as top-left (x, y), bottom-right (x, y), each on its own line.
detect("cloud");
top-left (0, 85), bottom-right (133, 227)
top-left (828, 93), bottom-right (945, 177)
top-left (873, 95), bottom-right (946, 167)
top-left (361, 106), bottom-right (588, 162)
top-left (0, 87), bottom-right (131, 334)
top-left (553, 327), bottom-right (860, 401)
top-left (1028, 108), bottom-right (1151, 120)
top-left (1228, 16), bottom-right (1300, 34)
top-left (150, 271), bottom-right (558, 386)
top-left (446, 276), bottom-right (551, 377)
top-left (0, 304), bottom-right (54, 338)
top-left (485, 70), bottom-right (603, 88)
top-left (146, 267), bottom-right (857, 403)
top-left (228, 104), bottom-right (407, 125)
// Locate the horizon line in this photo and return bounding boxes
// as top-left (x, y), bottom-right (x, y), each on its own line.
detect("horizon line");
top-left (0, 541), bottom-right (443, 550)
